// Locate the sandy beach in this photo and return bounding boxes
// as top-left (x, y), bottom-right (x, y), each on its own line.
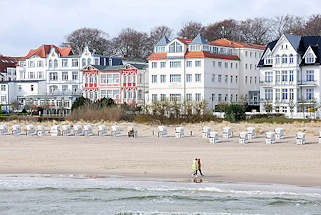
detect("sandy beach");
top-left (1, 120), bottom-right (321, 187)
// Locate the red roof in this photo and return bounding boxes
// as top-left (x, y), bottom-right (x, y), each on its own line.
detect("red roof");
top-left (209, 39), bottom-right (265, 50)
top-left (148, 51), bottom-right (239, 61)
top-left (0, 55), bottom-right (20, 73)
top-left (25, 45), bottom-right (73, 59)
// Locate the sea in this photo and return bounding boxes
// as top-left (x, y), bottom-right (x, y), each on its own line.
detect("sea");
top-left (0, 174), bottom-right (321, 215)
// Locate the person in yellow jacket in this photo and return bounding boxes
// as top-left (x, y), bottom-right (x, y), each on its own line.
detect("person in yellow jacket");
top-left (192, 158), bottom-right (199, 176)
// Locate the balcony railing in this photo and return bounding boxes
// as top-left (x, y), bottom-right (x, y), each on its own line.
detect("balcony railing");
top-left (298, 80), bottom-right (317, 86)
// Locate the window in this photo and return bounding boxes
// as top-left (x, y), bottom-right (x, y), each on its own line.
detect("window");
top-left (170, 74), bottom-right (181, 83)
top-left (250, 64), bottom-right (252, 70)
top-left (218, 94), bottom-right (222, 102)
top-left (212, 61), bottom-right (215, 67)
top-left (275, 71), bottom-right (280, 83)
top-left (289, 54), bottom-right (294, 64)
top-left (225, 62), bottom-right (228, 68)
top-left (218, 62), bottom-right (222, 68)
top-left (255, 77), bottom-right (257, 84)
top-left (37, 61), bottom-right (43, 67)
top-left (306, 53), bottom-right (315, 64)
top-left (195, 74), bottom-right (201, 82)
top-left (72, 85), bottom-right (78, 93)
top-left (160, 62), bottom-right (166, 68)
top-left (186, 61), bottom-right (192, 67)
top-left (72, 72), bottom-right (78, 80)
top-left (230, 63), bottom-right (233, 69)
top-left (101, 89), bottom-right (120, 99)
top-left (275, 55), bottom-right (280, 64)
top-left (282, 89), bottom-right (288, 100)
top-left (265, 89), bottom-right (273, 100)
top-left (186, 93), bottom-right (192, 101)
top-left (225, 75), bottom-right (228, 83)
top-left (169, 42), bottom-right (182, 53)
top-left (281, 71), bottom-right (288, 82)
top-left (235, 76), bottom-right (238, 83)
top-left (62, 85), bottom-right (68, 92)
top-left (152, 94), bottom-right (157, 102)
top-left (170, 94), bottom-right (181, 102)
top-left (186, 74), bottom-right (192, 82)
top-left (100, 74), bottom-right (120, 84)
top-left (170, 61), bottom-right (181, 68)
top-left (306, 88), bottom-right (314, 100)
top-left (72, 59), bottom-right (79, 67)
top-left (62, 72), bottom-right (68, 81)
top-left (250, 77), bottom-right (252, 84)
top-left (289, 71), bottom-right (294, 82)
top-left (1, 96), bottom-right (6, 103)
top-left (49, 72), bottom-right (58, 81)
top-left (152, 75), bottom-right (157, 83)
top-left (211, 94), bottom-right (215, 102)
top-left (160, 94), bottom-right (166, 101)
top-left (306, 70), bottom-right (314, 81)
top-left (245, 51), bottom-right (248, 57)
top-left (218, 75), bottom-right (222, 82)
top-left (138, 90), bottom-right (143, 100)
top-left (28, 61), bottom-right (35, 68)
top-left (62, 59), bottom-right (68, 67)
top-left (49, 85), bottom-right (58, 94)
top-left (155, 46), bottom-right (165, 53)
top-left (87, 58), bottom-right (91, 65)
top-left (82, 59), bottom-right (86, 67)
top-left (266, 54), bottom-right (273, 64)
top-left (245, 76), bottom-right (248, 84)
top-left (245, 64), bottom-right (248, 70)
top-left (152, 62), bottom-right (157, 68)
top-left (1, 85), bottom-right (6, 91)
top-left (224, 94), bottom-right (228, 102)
top-left (290, 89), bottom-right (294, 100)
top-left (195, 61), bottom-right (201, 67)
top-left (275, 89), bottom-right (280, 101)
top-left (195, 93), bottom-right (201, 101)
top-left (235, 63), bottom-right (238, 69)
top-left (282, 54), bottom-right (287, 64)
top-left (212, 74), bottom-right (215, 82)
top-left (54, 59), bottom-right (58, 68)
top-left (160, 75), bottom-right (166, 83)
top-left (28, 72), bottom-right (35, 79)
top-left (37, 71), bottom-right (43, 79)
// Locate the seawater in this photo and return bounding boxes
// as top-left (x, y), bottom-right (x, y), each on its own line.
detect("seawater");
top-left (0, 175), bottom-right (321, 215)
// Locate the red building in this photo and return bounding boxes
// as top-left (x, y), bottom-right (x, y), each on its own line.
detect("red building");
top-left (83, 63), bottom-right (148, 105)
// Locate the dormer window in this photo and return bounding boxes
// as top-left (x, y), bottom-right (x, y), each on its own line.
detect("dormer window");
top-left (155, 46), bottom-right (165, 53)
top-left (305, 53), bottom-right (315, 64)
top-left (203, 45), bottom-right (209, 51)
top-left (282, 54), bottom-right (287, 64)
top-left (265, 54), bottom-right (273, 65)
top-left (169, 42), bottom-right (182, 53)
top-left (213, 47), bottom-right (218, 54)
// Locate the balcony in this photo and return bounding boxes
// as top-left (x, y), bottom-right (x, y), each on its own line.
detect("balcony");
top-left (298, 80), bottom-right (317, 87)
top-left (260, 81), bottom-right (273, 87)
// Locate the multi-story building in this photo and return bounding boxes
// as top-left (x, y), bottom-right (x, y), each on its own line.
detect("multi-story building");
top-left (82, 60), bottom-right (148, 106)
top-left (258, 34), bottom-right (321, 114)
top-left (147, 34), bottom-right (264, 110)
top-left (14, 44), bottom-right (122, 111)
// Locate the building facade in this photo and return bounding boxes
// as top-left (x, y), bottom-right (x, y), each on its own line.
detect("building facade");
top-left (147, 34), bottom-right (264, 110)
top-left (258, 34), bottom-right (321, 114)
top-left (14, 45), bottom-right (122, 110)
top-left (82, 61), bottom-right (148, 106)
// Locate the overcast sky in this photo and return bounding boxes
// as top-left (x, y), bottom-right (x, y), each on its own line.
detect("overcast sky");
top-left (0, 0), bottom-right (319, 56)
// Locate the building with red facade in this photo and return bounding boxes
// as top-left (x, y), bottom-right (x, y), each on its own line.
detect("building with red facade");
top-left (83, 62), bottom-right (148, 106)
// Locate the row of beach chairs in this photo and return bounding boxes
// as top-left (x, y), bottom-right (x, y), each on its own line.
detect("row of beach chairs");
top-left (0, 124), bottom-right (138, 137)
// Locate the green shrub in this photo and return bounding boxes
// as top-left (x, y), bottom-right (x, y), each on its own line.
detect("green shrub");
top-left (224, 104), bottom-right (246, 122)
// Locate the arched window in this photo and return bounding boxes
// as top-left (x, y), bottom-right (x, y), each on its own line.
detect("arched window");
top-left (87, 58), bottom-right (91, 65)
top-left (54, 59), bottom-right (58, 68)
top-left (49, 60), bottom-right (53, 68)
top-left (289, 54), bottom-right (294, 64)
top-left (82, 59), bottom-right (86, 67)
top-left (282, 54), bottom-right (287, 64)
top-left (275, 55), bottom-right (280, 64)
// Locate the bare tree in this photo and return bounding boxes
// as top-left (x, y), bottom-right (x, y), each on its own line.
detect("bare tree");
top-left (271, 15), bottom-right (306, 39)
top-left (64, 28), bottom-right (112, 55)
top-left (203, 19), bottom-right (240, 41)
top-left (304, 14), bottom-right (321, 35)
top-left (178, 21), bottom-right (204, 39)
top-left (239, 18), bottom-right (271, 45)
top-left (112, 28), bottom-right (149, 59)
top-left (146, 25), bottom-right (173, 57)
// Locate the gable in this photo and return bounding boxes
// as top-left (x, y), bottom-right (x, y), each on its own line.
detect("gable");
top-left (302, 46), bottom-right (317, 59)
top-left (271, 34), bottom-right (298, 55)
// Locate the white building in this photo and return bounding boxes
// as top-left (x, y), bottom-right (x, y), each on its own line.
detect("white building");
top-left (258, 34), bottom-right (321, 114)
top-left (15, 44), bottom-right (122, 110)
top-left (147, 34), bottom-right (265, 110)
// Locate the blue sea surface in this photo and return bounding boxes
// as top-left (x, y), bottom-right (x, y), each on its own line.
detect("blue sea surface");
top-left (0, 174), bottom-right (321, 215)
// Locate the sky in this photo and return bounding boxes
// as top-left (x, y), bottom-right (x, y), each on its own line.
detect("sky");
top-left (0, 0), bottom-right (320, 56)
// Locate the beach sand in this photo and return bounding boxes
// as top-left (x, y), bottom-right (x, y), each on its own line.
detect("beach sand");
top-left (1, 120), bottom-right (321, 186)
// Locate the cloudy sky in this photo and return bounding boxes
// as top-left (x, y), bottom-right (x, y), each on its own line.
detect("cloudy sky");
top-left (0, 0), bottom-right (319, 56)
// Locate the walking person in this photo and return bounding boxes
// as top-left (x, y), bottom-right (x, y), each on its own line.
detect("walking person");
top-left (192, 158), bottom-right (199, 176)
top-left (197, 158), bottom-right (204, 176)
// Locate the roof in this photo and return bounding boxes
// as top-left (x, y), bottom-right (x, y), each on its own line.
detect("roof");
top-left (156, 36), bottom-right (170, 46)
top-left (258, 34), bottom-right (321, 67)
top-left (209, 39), bottom-right (265, 50)
top-left (190, 34), bottom-right (208, 45)
top-left (0, 55), bottom-right (19, 73)
top-left (177, 38), bottom-right (192, 44)
top-left (148, 51), bottom-right (240, 61)
top-left (25, 45), bottom-right (73, 59)
top-left (0, 80), bottom-right (45, 84)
